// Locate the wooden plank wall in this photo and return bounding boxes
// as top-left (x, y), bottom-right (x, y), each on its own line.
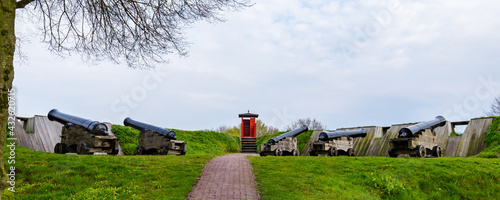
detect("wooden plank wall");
top-left (301, 118), bottom-right (493, 157)
top-left (14, 116), bottom-right (62, 153)
top-left (15, 116), bottom-right (124, 155)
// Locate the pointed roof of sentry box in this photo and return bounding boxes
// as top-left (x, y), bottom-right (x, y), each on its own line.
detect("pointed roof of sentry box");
top-left (238, 110), bottom-right (259, 118)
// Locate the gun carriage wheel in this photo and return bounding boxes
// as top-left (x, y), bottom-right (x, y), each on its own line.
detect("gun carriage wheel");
top-left (416, 145), bottom-right (426, 158)
top-left (77, 142), bottom-right (91, 155)
top-left (347, 148), bottom-right (355, 157)
top-left (274, 148), bottom-right (283, 156)
top-left (135, 146), bottom-right (145, 155)
top-left (388, 147), bottom-right (398, 158)
top-left (108, 147), bottom-right (119, 155)
top-left (432, 146), bottom-right (443, 157)
top-left (328, 147), bottom-right (338, 157)
top-left (159, 145), bottom-right (169, 155)
top-left (54, 143), bottom-right (68, 154)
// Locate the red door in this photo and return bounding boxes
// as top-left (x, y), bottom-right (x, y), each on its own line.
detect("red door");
top-left (242, 119), bottom-right (251, 137)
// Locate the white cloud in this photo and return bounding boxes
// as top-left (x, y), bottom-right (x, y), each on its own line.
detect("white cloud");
top-left (12, 0), bottom-right (500, 130)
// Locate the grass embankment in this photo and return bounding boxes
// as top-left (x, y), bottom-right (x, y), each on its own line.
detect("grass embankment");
top-left (3, 146), bottom-right (213, 200)
top-left (4, 126), bottom-right (241, 199)
top-left (256, 130), bottom-right (313, 155)
top-left (249, 156), bottom-right (500, 200)
top-left (477, 116), bottom-right (500, 158)
top-left (112, 125), bottom-right (240, 155)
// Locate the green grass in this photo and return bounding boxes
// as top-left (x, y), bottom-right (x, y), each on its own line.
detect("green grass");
top-left (3, 126), bottom-right (240, 199)
top-left (476, 116), bottom-right (500, 158)
top-left (248, 156), bottom-right (500, 200)
top-left (3, 146), bottom-right (213, 200)
top-left (112, 125), bottom-right (240, 155)
top-left (295, 130), bottom-right (313, 154)
top-left (173, 129), bottom-right (240, 155)
top-left (450, 132), bottom-right (462, 137)
top-left (111, 125), bottom-right (139, 155)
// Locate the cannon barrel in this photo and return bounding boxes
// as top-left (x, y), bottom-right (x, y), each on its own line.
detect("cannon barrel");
top-left (47, 109), bottom-right (108, 136)
top-left (398, 116), bottom-right (446, 138)
top-left (267, 125), bottom-right (308, 145)
top-left (318, 128), bottom-right (367, 141)
top-left (124, 117), bottom-right (176, 140)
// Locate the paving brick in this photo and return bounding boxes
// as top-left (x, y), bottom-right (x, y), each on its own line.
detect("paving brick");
top-left (187, 153), bottom-right (260, 200)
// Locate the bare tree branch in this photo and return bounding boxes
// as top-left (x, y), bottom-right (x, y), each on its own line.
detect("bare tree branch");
top-left (25, 0), bottom-right (250, 68)
top-left (286, 118), bottom-right (326, 131)
top-left (486, 96), bottom-right (500, 116)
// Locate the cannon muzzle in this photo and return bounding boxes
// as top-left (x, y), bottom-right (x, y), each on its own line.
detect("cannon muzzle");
top-left (398, 116), bottom-right (446, 138)
top-left (267, 125), bottom-right (308, 145)
top-left (47, 109), bottom-right (108, 135)
top-left (123, 117), bottom-right (176, 140)
top-left (318, 128), bottom-right (367, 141)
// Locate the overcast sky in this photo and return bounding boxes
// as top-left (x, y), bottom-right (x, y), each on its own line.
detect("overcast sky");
top-left (12, 0), bottom-right (500, 131)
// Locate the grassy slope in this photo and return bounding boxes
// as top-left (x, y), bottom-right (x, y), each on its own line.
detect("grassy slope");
top-left (3, 126), bottom-right (240, 199)
top-left (173, 129), bottom-right (240, 155)
top-left (249, 156), bottom-right (500, 200)
top-left (3, 146), bottom-right (213, 200)
top-left (477, 116), bottom-right (500, 158)
top-left (112, 125), bottom-right (240, 155)
top-left (7, 120), bottom-right (500, 200)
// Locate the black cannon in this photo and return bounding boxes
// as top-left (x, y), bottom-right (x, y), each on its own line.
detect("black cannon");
top-left (124, 117), bottom-right (186, 155)
top-left (124, 117), bottom-right (176, 140)
top-left (310, 128), bottom-right (367, 156)
top-left (318, 128), bottom-right (367, 141)
top-left (260, 125), bottom-right (308, 156)
top-left (48, 109), bottom-right (108, 136)
top-left (398, 116), bottom-right (446, 138)
top-left (267, 125), bottom-right (309, 145)
top-left (389, 116), bottom-right (446, 158)
top-left (49, 109), bottom-right (118, 155)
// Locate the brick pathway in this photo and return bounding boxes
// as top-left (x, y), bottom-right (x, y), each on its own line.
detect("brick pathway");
top-left (187, 153), bottom-right (260, 200)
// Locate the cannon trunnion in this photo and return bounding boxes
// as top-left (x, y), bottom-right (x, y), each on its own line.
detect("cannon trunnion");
top-left (259, 125), bottom-right (308, 156)
top-left (388, 116), bottom-right (445, 158)
top-left (49, 109), bottom-right (119, 155)
top-left (309, 128), bottom-right (367, 156)
top-left (124, 117), bottom-right (187, 155)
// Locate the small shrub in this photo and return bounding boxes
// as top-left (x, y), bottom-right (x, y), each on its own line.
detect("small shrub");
top-left (121, 143), bottom-right (138, 155)
top-left (372, 173), bottom-right (407, 195)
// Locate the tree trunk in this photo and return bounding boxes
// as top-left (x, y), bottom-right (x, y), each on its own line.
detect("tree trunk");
top-left (0, 0), bottom-right (16, 196)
